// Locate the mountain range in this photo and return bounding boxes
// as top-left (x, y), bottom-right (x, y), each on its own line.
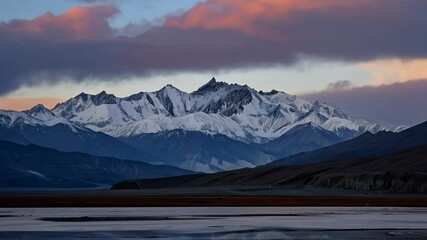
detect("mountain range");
top-left (51, 78), bottom-right (400, 142)
top-left (269, 120), bottom-right (427, 166)
top-left (0, 140), bottom-right (192, 189)
top-left (113, 121), bottom-right (427, 194)
top-left (0, 78), bottom-right (406, 173)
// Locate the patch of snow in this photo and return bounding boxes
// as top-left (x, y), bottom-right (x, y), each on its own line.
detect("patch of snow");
top-left (26, 170), bottom-right (46, 179)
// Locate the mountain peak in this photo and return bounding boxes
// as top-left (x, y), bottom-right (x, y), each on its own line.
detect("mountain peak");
top-left (24, 104), bottom-right (52, 115)
top-left (157, 84), bottom-right (184, 98)
top-left (195, 77), bottom-right (229, 93)
top-left (313, 100), bottom-right (321, 106)
top-left (74, 92), bottom-right (90, 102)
top-left (259, 89), bottom-right (279, 95)
top-left (125, 91), bottom-right (145, 101)
top-left (24, 103), bottom-right (56, 121)
top-left (28, 104), bottom-right (47, 111)
top-left (92, 91), bottom-right (117, 105)
top-left (161, 84), bottom-right (180, 91)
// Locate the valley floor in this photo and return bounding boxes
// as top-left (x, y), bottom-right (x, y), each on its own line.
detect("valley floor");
top-left (0, 187), bottom-right (426, 207)
top-left (1, 207), bottom-right (427, 239)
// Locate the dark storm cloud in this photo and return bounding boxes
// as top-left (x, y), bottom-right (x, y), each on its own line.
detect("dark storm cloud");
top-left (0, 27), bottom-right (296, 94)
top-left (1, 0), bottom-right (427, 94)
top-left (302, 79), bottom-right (427, 126)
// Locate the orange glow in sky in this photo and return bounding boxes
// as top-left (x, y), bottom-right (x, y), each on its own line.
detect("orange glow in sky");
top-left (0, 98), bottom-right (63, 111)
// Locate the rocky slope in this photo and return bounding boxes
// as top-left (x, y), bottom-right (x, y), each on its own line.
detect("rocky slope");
top-left (113, 143), bottom-right (427, 194)
top-left (269, 121), bottom-right (427, 166)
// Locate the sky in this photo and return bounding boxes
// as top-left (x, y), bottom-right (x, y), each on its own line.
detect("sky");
top-left (0, 0), bottom-right (426, 126)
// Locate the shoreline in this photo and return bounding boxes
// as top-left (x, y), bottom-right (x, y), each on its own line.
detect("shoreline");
top-left (1, 195), bottom-right (427, 207)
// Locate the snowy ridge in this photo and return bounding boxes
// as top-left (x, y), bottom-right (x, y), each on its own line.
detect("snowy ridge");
top-left (0, 107), bottom-right (81, 133)
top-left (50, 78), bottom-right (402, 142)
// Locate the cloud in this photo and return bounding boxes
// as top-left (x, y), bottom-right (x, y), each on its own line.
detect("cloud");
top-left (165, 0), bottom-right (427, 60)
top-left (1, 0), bottom-right (427, 95)
top-left (360, 58), bottom-right (427, 85)
top-left (302, 79), bottom-right (427, 126)
top-left (327, 80), bottom-right (351, 90)
top-left (116, 20), bottom-right (153, 37)
top-left (0, 5), bottom-right (118, 40)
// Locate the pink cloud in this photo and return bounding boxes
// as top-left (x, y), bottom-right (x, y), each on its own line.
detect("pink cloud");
top-left (0, 5), bottom-right (118, 40)
top-left (166, 0), bottom-right (375, 40)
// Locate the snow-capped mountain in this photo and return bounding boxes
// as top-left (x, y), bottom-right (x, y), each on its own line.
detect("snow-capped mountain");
top-left (0, 107), bottom-right (79, 132)
top-left (52, 78), bottom-right (399, 143)
top-left (0, 108), bottom-right (160, 164)
top-left (0, 78), bottom-right (406, 173)
top-left (23, 104), bottom-right (58, 122)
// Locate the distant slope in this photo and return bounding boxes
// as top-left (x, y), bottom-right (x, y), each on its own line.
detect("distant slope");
top-left (0, 126), bottom-right (29, 145)
top-left (121, 126), bottom-right (344, 173)
top-left (113, 144), bottom-right (427, 194)
top-left (0, 140), bottom-right (193, 189)
top-left (268, 121), bottom-right (427, 166)
top-left (121, 129), bottom-right (275, 173)
top-left (260, 123), bottom-right (343, 158)
top-left (9, 123), bottom-right (162, 164)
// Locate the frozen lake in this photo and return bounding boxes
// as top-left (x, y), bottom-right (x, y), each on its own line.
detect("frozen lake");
top-left (1, 207), bottom-right (427, 239)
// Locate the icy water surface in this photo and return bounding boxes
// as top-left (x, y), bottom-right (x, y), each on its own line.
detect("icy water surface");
top-left (1, 207), bottom-right (427, 239)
